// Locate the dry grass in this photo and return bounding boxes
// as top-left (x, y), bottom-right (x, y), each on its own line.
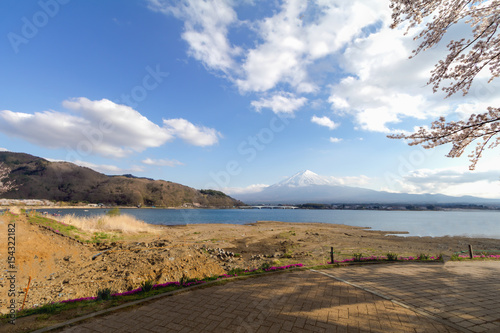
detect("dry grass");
top-left (56, 213), bottom-right (159, 234)
top-left (8, 206), bottom-right (22, 215)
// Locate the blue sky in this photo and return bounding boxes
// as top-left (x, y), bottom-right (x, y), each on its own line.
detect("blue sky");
top-left (1, 0), bottom-right (499, 199)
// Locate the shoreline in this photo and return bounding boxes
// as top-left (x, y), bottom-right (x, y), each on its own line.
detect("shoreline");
top-left (2, 201), bottom-right (500, 212)
top-left (5, 206), bottom-right (500, 240)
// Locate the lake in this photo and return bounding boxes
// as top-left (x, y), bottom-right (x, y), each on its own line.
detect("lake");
top-left (35, 208), bottom-right (500, 239)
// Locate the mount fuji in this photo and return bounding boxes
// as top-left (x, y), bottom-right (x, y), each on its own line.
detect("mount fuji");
top-left (271, 170), bottom-right (334, 187)
top-left (232, 170), bottom-right (498, 205)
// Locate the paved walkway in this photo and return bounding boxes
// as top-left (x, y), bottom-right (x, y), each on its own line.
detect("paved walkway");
top-left (319, 261), bottom-right (500, 333)
top-left (51, 264), bottom-right (472, 333)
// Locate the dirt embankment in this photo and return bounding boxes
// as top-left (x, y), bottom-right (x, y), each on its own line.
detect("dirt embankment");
top-left (0, 216), bottom-right (226, 313)
top-left (2, 215), bottom-right (500, 314)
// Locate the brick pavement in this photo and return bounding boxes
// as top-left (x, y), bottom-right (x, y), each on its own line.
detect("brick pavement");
top-left (54, 269), bottom-right (459, 333)
top-left (319, 261), bottom-right (500, 333)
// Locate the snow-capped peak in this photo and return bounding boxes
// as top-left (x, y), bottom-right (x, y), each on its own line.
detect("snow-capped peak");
top-left (272, 170), bottom-right (333, 188)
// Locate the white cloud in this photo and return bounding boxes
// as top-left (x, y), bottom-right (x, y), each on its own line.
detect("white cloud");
top-left (235, 1), bottom-right (386, 93)
top-left (328, 26), bottom-right (445, 133)
top-left (329, 137), bottom-right (343, 143)
top-left (148, 0), bottom-right (241, 74)
top-left (311, 115), bottom-right (338, 130)
top-left (73, 160), bottom-right (144, 175)
top-left (223, 174), bottom-right (371, 195)
top-left (142, 158), bottom-right (184, 167)
top-left (0, 148), bottom-right (8, 152)
top-left (151, 1), bottom-right (387, 117)
top-left (382, 167), bottom-right (500, 199)
top-left (63, 97), bottom-right (173, 156)
top-left (151, 0), bottom-right (500, 131)
top-left (329, 175), bottom-right (370, 187)
top-left (163, 118), bottom-right (221, 146)
top-left (0, 98), bottom-right (172, 158)
top-left (327, 13), bottom-right (500, 133)
top-left (251, 93), bottom-right (307, 115)
top-left (0, 98), bottom-right (221, 158)
top-left (222, 184), bottom-right (269, 195)
top-left (454, 95), bottom-right (500, 120)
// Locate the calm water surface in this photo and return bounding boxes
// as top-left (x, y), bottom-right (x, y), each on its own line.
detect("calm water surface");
top-left (37, 208), bottom-right (500, 239)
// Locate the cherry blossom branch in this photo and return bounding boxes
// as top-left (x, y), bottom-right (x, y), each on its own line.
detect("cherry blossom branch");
top-left (0, 163), bottom-right (17, 194)
top-left (389, 0), bottom-right (500, 169)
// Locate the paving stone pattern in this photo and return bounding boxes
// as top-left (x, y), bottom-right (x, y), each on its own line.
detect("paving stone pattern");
top-left (321, 262), bottom-right (500, 333)
top-left (59, 269), bottom-right (458, 333)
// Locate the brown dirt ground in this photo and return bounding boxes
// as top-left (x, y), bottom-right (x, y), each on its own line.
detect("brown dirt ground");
top-left (1, 213), bottom-right (500, 331)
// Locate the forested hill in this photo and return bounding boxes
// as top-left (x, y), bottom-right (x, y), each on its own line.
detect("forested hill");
top-left (0, 152), bottom-right (243, 207)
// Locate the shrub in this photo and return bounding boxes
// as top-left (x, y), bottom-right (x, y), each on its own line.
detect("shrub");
top-left (353, 253), bottom-right (363, 262)
top-left (106, 207), bottom-right (120, 217)
top-left (140, 280), bottom-right (155, 292)
top-left (227, 268), bottom-right (245, 275)
top-left (260, 262), bottom-right (271, 270)
top-left (36, 302), bottom-right (63, 314)
top-left (418, 253), bottom-right (429, 260)
top-left (179, 274), bottom-right (186, 286)
top-left (386, 253), bottom-right (398, 261)
top-left (179, 274), bottom-right (197, 286)
top-left (96, 288), bottom-right (112, 301)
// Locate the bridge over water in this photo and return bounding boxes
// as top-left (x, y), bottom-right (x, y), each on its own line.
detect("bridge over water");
top-left (239, 205), bottom-right (298, 209)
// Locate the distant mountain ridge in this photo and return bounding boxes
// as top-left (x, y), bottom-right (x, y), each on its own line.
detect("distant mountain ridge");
top-left (0, 152), bottom-right (242, 207)
top-left (234, 170), bottom-right (500, 205)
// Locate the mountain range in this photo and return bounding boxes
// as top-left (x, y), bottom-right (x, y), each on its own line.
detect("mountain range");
top-left (2, 152), bottom-right (498, 207)
top-left (232, 170), bottom-right (500, 205)
top-left (0, 152), bottom-right (242, 207)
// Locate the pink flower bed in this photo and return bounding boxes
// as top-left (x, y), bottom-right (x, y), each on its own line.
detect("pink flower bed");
top-left (327, 255), bottom-right (441, 264)
top-left (262, 263), bottom-right (304, 272)
top-left (60, 296), bottom-right (97, 303)
top-left (457, 254), bottom-right (500, 259)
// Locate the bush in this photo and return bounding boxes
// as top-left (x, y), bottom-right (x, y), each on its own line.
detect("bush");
top-left (418, 253), bottom-right (429, 260)
top-left (106, 207), bottom-right (120, 217)
top-left (97, 288), bottom-right (112, 301)
top-left (353, 253), bottom-right (363, 262)
top-left (179, 274), bottom-right (198, 286)
top-left (36, 302), bottom-right (63, 314)
top-left (260, 262), bottom-right (271, 270)
top-left (140, 280), bottom-right (155, 292)
top-left (386, 253), bottom-right (398, 261)
top-left (227, 268), bottom-right (245, 275)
